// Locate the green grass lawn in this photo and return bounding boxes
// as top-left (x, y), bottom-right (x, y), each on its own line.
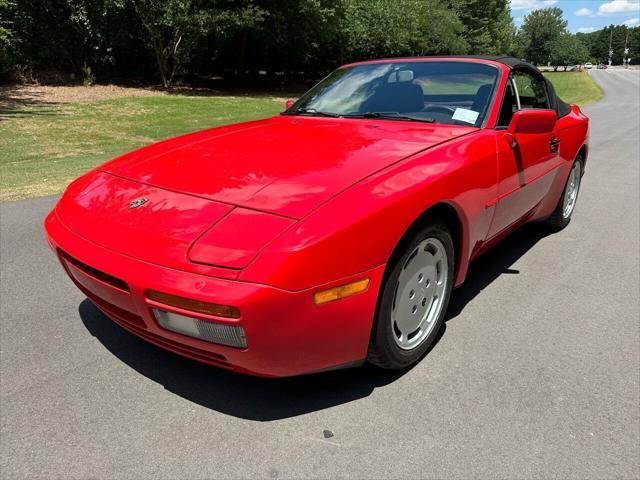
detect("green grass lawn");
top-left (543, 71), bottom-right (604, 106)
top-left (0, 95), bottom-right (284, 201)
top-left (0, 72), bottom-right (602, 201)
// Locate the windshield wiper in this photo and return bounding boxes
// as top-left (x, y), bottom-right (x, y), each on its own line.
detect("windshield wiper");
top-left (345, 112), bottom-right (436, 123)
top-left (284, 107), bottom-right (341, 118)
top-left (283, 109), bottom-right (436, 123)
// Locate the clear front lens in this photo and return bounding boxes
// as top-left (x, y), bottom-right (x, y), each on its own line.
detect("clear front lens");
top-left (153, 309), bottom-right (247, 348)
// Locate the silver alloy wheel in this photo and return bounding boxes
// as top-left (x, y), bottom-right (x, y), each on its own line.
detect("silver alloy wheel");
top-left (562, 161), bottom-right (581, 219)
top-left (391, 238), bottom-right (448, 350)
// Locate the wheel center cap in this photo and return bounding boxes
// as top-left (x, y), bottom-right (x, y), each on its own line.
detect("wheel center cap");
top-left (395, 265), bottom-right (436, 334)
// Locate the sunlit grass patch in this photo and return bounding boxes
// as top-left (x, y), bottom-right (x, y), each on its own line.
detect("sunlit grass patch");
top-left (0, 94), bottom-right (283, 201)
top-left (543, 71), bottom-right (604, 106)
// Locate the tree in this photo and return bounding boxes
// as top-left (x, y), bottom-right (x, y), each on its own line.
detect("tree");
top-left (338, 0), bottom-right (468, 62)
top-left (549, 33), bottom-right (589, 70)
top-left (131, 0), bottom-right (267, 87)
top-left (494, 6), bottom-right (518, 56)
top-left (580, 25), bottom-right (640, 65)
top-left (0, 0), bottom-right (12, 43)
top-left (630, 26), bottom-right (640, 65)
top-left (220, 0), bottom-right (339, 77)
top-left (132, 0), bottom-right (202, 87)
top-left (0, 0), bottom-right (15, 78)
top-left (519, 7), bottom-right (567, 65)
top-left (2, 0), bottom-right (532, 83)
top-left (448, 0), bottom-right (515, 55)
top-left (6, 0), bottom-right (81, 74)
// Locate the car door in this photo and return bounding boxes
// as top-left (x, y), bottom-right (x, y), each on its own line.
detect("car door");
top-left (487, 69), bottom-right (561, 238)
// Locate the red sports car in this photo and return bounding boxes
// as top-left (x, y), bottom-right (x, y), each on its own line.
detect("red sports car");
top-left (45, 56), bottom-right (589, 377)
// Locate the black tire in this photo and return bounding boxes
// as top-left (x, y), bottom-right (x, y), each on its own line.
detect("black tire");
top-left (546, 156), bottom-right (583, 231)
top-left (367, 220), bottom-right (455, 370)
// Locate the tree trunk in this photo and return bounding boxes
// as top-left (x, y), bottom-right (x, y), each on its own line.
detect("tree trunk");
top-left (167, 30), bottom-right (184, 86)
top-left (158, 56), bottom-right (169, 88)
top-left (135, 4), bottom-right (184, 89)
top-left (149, 34), bottom-right (169, 88)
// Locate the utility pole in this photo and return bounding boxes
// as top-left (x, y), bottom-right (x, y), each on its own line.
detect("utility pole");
top-left (608, 30), bottom-right (613, 67)
top-left (623, 32), bottom-right (629, 68)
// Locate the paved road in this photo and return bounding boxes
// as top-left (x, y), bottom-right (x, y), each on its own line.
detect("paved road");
top-left (1, 69), bottom-right (638, 479)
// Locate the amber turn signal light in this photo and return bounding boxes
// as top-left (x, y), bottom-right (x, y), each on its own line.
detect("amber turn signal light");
top-left (313, 278), bottom-right (370, 305)
top-left (147, 290), bottom-right (241, 318)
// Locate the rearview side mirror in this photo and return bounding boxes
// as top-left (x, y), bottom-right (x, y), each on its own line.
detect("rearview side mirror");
top-left (285, 99), bottom-right (295, 110)
top-left (508, 109), bottom-right (557, 135)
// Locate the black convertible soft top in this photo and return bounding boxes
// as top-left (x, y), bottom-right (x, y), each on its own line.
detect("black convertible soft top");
top-left (447, 55), bottom-right (536, 69)
top-left (447, 55), bottom-right (573, 117)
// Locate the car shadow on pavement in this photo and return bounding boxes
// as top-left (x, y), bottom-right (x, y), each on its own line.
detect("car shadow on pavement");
top-left (446, 222), bottom-right (552, 321)
top-left (79, 299), bottom-right (410, 421)
top-left (79, 222), bottom-right (550, 421)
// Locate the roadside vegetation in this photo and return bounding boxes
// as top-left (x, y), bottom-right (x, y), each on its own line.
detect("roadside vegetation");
top-left (2, 1), bottom-right (638, 87)
top-left (0, 0), bottom-right (621, 201)
top-left (543, 72), bottom-right (604, 106)
top-left (0, 72), bottom-right (603, 201)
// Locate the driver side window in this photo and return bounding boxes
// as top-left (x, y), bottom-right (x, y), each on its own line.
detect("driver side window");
top-left (496, 71), bottom-right (551, 128)
top-left (513, 71), bottom-right (549, 109)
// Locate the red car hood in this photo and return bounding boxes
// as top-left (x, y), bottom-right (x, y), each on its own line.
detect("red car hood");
top-left (101, 116), bottom-right (476, 219)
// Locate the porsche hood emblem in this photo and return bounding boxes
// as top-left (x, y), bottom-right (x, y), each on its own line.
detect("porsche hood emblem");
top-left (129, 197), bottom-right (148, 209)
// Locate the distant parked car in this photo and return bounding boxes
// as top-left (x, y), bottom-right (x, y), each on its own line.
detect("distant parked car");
top-left (597, 64), bottom-right (608, 69)
top-left (584, 62), bottom-right (593, 69)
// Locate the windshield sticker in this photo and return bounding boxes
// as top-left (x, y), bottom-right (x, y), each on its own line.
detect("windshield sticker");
top-left (452, 108), bottom-right (479, 124)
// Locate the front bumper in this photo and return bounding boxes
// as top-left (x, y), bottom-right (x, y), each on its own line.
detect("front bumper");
top-left (45, 209), bottom-right (384, 377)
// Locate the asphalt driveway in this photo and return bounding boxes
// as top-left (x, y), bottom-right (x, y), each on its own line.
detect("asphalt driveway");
top-left (1, 69), bottom-right (638, 479)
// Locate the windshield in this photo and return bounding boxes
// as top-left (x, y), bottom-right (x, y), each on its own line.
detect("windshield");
top-left (284, 61), bottom-right (499, 127)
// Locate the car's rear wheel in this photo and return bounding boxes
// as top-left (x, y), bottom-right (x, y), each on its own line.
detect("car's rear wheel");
top-left (547, 157), bottom-right (582, 230)
top-left (368, 221), bottom-right (454, 370)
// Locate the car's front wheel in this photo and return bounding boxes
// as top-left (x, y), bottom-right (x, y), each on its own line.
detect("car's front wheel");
top-left (368, 220), bottom-right (454, 370)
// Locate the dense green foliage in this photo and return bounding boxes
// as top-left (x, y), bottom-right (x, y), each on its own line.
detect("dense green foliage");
top-left (517, 8), bottom-right (639, 67)
top-left (0, 0), bottom-right (638, 85)
top-left (549, 33), bottom-right (590, 71)
top-left (0, 0), bottom-right (13, 78)
top-left (338, 0), bottom-right (468, 59)
top-left (518, 8), bottom-right (568, 66)
top-left (447, 0), bottom-right (515, 55)
top-left (0, 0), bottom-right (508, 84)
top-left (577, 24), bottom-right (640, 65)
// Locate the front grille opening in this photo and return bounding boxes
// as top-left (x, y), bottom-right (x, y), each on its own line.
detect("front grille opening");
top-left (58, 249), bottom-right (130, 292)
top-left (88, 291), bottom-right (146, 329)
